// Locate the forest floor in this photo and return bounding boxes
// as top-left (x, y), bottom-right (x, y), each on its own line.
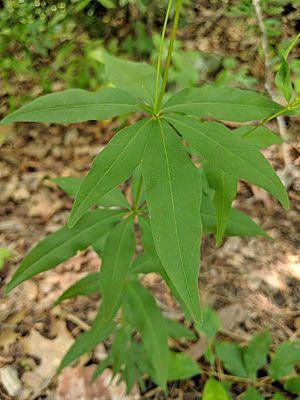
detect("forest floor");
top-left (1, 3), bottom-right (300, 399)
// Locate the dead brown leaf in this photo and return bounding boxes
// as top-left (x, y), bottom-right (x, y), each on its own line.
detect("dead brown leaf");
top-left (21, 318), bottom-right (73, 394)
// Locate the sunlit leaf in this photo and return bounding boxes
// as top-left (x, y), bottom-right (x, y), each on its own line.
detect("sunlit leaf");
top-left (203, 378), bottom-right (230, 400)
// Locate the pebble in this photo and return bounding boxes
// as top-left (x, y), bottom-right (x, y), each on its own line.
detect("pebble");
top-left (0, 365), bottom-right (23, 397)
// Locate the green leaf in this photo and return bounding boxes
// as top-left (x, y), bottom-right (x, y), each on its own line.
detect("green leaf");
top-left (97, 0), bottom-right (115, 8)
top-left (110, 329), bottom-right (128, 374)
top-left (165, 319), bottom-right (196, 340)
top-left (204, 165), bottom-right (237, 246)
top-left (233, 126), bottom-right (283, 149)
top-left (168, 352), bottom-right (201, 381)
top-left (58, 306), bottom-right (115, 372)
top-left (54, 176), bottom-right (130, 209)
top-left (131, 166), bottom-right (146, 208)
top-left (198, 306), bottom-right (220, 342)
top-left (162, 86), bottom-right (283, 122)
top-left (139, 216), bottom-right (192, 320)
top-left (69, 118), bottom-right (152, 227)
top-left (275, 57), bottom-right (292, 102)
top-left (284, 376), bottom-right (300, 394)
top-left (242, 387), bottom-right (264, 400)
top-left (275, 34), bottom-right (300, 103)
top-left (142, 119), bottom-right (203, 324)
top-left (272, 394), bottom-right (288, 400)
top-left (100, 217), bottom-right (136, 320)
top-left (243, 332), bottom-right (272, 379)
top-left (0, 248), bottom-right (12, 270)
top-left (201, 195), bottom-right (269, 238)
top-left (6, 209), bottom-right (122, 293)
top-left (126, 281), bottom-right (169, 389)
top-left (202, 378), bottom-right (230, 400)
top-left (104, 53), bottom-right (159, 104)
top-left (269, 340), bottom-right (300, 379)
top-left (0, 88), bottom-right (140, 125)
top-left (54, 273), bottom-right (100, 306)
top-left (129, 252), bottom-right (162, 275)
top-left (166, 115), bottom-right (289, 210)
top-left (216, 341), bottom-right (248, 377)
top-left (92, 356), bottom-right (112, 381)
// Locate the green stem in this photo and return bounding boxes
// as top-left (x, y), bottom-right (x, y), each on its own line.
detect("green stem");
top-left (242, 100), bottom-right (299, 138)
top-left (154, 0), bottom-right (173, 113)
top-left (156, 0), bottom-right (183, 112)
top-left (133, 175), bottom-right (143, 213)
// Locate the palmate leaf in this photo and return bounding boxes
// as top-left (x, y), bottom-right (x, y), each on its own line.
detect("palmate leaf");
top-left (126, 281), bottom-right (169, 389)
top-left (100, 217), bottom-right (136, 320)
top-left (142, 119), bottom-right (203, 324)
top-left (6, 209), bottom-right (123, 293)
top-left (54, 176), bottom-right (130, 209)
top-left (165, 115), bottom-right (289, 210)
top-left (58, 305), bottom-right (116, 372)
top-left (104, 53), bottom-right (159, 105)
top-left (0, 88), bottom-right (140, 124)
top-left (69, 118), bottom-right (153, 227)
top-left (54, 273), bottom-right (100, 306)
top-left (161, 86), bottom-right (283, 122)
top-left (204, 164), bottom-right (238, 246)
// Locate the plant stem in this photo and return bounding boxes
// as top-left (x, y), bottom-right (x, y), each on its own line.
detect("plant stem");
top-left (242, 99), bottom-right (299, 138)
top-left (156, 0), bottom-right (183, 112)
top-left (154, 0), bottom-right (173, 113)
top-left (242, 108), bottom-right (288, 138)
top-left (133, 175), bottom-right (143, 213)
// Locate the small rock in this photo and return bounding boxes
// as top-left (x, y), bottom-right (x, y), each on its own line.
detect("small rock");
top-left (0, 365), bottom-right (23, 397)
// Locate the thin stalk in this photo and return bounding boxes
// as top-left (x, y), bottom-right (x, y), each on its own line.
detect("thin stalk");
top-left (242, 108), bottom-right (288, 138)
top-left (242, 99), bottom-right (300, 138)
top-left (154, 0), bottom-right (173, 113)
top-left (156, 0), bottom-right (183, 112)
top-left (133, 175), bottom-right (144, 213)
